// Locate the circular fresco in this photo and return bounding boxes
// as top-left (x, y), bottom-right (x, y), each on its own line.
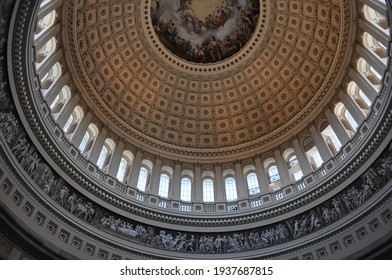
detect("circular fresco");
top-left (151, 0), bottom-right (260, 63)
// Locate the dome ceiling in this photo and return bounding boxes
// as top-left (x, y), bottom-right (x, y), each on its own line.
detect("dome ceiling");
top-left (68, 0), bottom-right (348, 154)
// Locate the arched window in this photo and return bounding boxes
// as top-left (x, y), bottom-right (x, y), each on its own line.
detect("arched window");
top-left (96, 139), bottom-right (115, 172)
top-left (136, 160), bottom-right (153, 192)
top-left (357, 58), bottom-right (382, 87)
top-left (267, 165), bottom-right (280, 183)
top-left (359, 90), bottom-right (372, 108)
top-left (116, 158), bottom-right (128, 182)
top-left (264, 158), bottom-right (280, 183)
top-left (202, 179), bottom-right (214, 202)
top-left (180, 178), bottom-right (192, 202)
top-left (288, 155), bottom-right (299, 168)
top-left (79, 132), bottom-right (90, 152)
top-left (116, 151), bottom-right (133, 182)
top-left (35, 10), bottom-right (56, 38)
top-left (97, 146), bottom-right (108, 169)
top-left (289, 155), bottom-right (303, 181)
top-left (158, 166), bottom-right (173, 198)
top-left (345, 110), bottom-right (358, 131)
top-left (347, 81), bottom-right (372, 114)
top-left (79, 123), bottom-right (99, 156)
top-left (225, 177), bottom-right (238, 202)
top-left (40, 62), bottom-right (62, 90)
top-left (283, 148), bottom-right (304, 182)
top-left (50, 85), bottom-right (71, 118)
top-left (320, 122), bottom-right (342, 155)
top-left (303, 137), bottom-right (323, 170)
top-left (246, 172), bottom-right (260, 195)
top-left (35, 37), bottom-right (57, 65)
top-left (62, 106), bottom-right (83, 138)
top-left (158, 174), bottom-right (170, 198)
top-left (137, 167), bottom-right (148, 191)
top-left (293, 170), bottom-right (304, 181)
top-left (62, 114), bottom-right (73, 133)
top-left (362, 32), bottom-right (388, 62)
top-left (335, 102), bottom-right (358, 136)
top-left (39, 0), bottom-right (51, 8)
top-left (363, 5), bottom-right (389, 31)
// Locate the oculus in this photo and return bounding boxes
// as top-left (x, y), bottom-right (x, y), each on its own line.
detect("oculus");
top-left (151, 0), bottom-right (260, 63)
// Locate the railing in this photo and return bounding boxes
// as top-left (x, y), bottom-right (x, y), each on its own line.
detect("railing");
top-left (158, 199), bottom-right (170, 208)
top-left (136, 193), bottom-right (147, 202)
top-left (114, 182), bottom-right (127, 194)
top-left (249, 198), bottom-right (262, 208)
top-left (203, 204), bottom-right (216, 213)
top-left (293, 182), bottom-right (306, 192)
top-left (226, 203), bottom-right (239, 211)
top-left (180, 203), bottom-right (192, 212)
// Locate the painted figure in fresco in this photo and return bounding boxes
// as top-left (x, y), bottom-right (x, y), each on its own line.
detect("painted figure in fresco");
top-left (177, 0), bottom-right (194, 13)
top-left (152, 0), bottom-right (260, 63)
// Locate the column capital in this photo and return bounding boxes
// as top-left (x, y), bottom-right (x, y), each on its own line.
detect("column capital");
top-left (252, 153), bottom-right (261, 159)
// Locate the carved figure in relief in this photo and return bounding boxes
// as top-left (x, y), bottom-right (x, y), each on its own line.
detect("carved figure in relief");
top-left (360, 183), bottom-right (373, 204)
top-left (299, 215), bottom-right (309, 235)
top-left (184, 234), bottom-right (195, 251)
top-left (341, 193), bottom-right (354, 211)
top-left (25, 152), bottom-right (41, 175)
top-left (0, 81), bottom-right (6, 99)
top-left (293, 219), bottom-right (301, 238)
top-left (0, 112), bottom-right (19, 143)
top-left (331, 198), bottom-right (343, 218)
top-left (309, 211), bottom-right (321, 231)
top-left (55, 185), bottom-right (69, 206)
top-left (11, 138), bottom-right (27, 155)
top-left (214, 235), bottom-right (223, 253)
top-left (322, 207), bottom-right (332, 224)
top-left (75, 201), bottom-right (95, 221)
top-left (43, 177), bottom-right (56, 195)
top-left (67, 193), bottom-right (77, 211)
top-left (198, 236), bottom-right (207, 253)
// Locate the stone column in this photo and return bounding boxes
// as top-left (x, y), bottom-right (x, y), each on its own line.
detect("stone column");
top-left (358, 0), bottom-right (387, 17)
top-left (349, 69), bottom-right (378, 103)
top-left (71, 111), bottom-right (93, 148)
top-left (87, 126), bottom-right (108, 164)
top-left (37, 51), bottom-right (63, 79)
top-left (171, 161), bottom-right (182, 200)
top-left (359, 19), bottom-right (389, 48)
top-left (214, 164), bottom-right (225, 202)
top-left (338, 91), bottom-right (366, 124)
top-left (34, 24), bottom-right (60, 52)
top-left (325, 109), bottom-right (351, 146)
top-left (309, 125), bottom-right (332, 163)
top-left (193, 164), bottom-right (203, 202)
top-left (254, 156), bottom-right (270, 194)
top-left (37, 0), bottom-right (62, 21)
top-left (273, 149), bottom-right (290, 185)
top-left (292, 137), bottom-right (313, 176)
top-left (234, 161), bottom-right (246, 200)
top-left (44, 73), bottom-right (69, 105)
top-left (149, 156), bottom-right (162, 196)
top-left (127, 149), bottom-right (143, 188)
top-left (356, 45), bottom-right (386, 75)
top-left (107, 140), bottom-right (124, 178)
top-left (56, 94), bottom-right (80, 128)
